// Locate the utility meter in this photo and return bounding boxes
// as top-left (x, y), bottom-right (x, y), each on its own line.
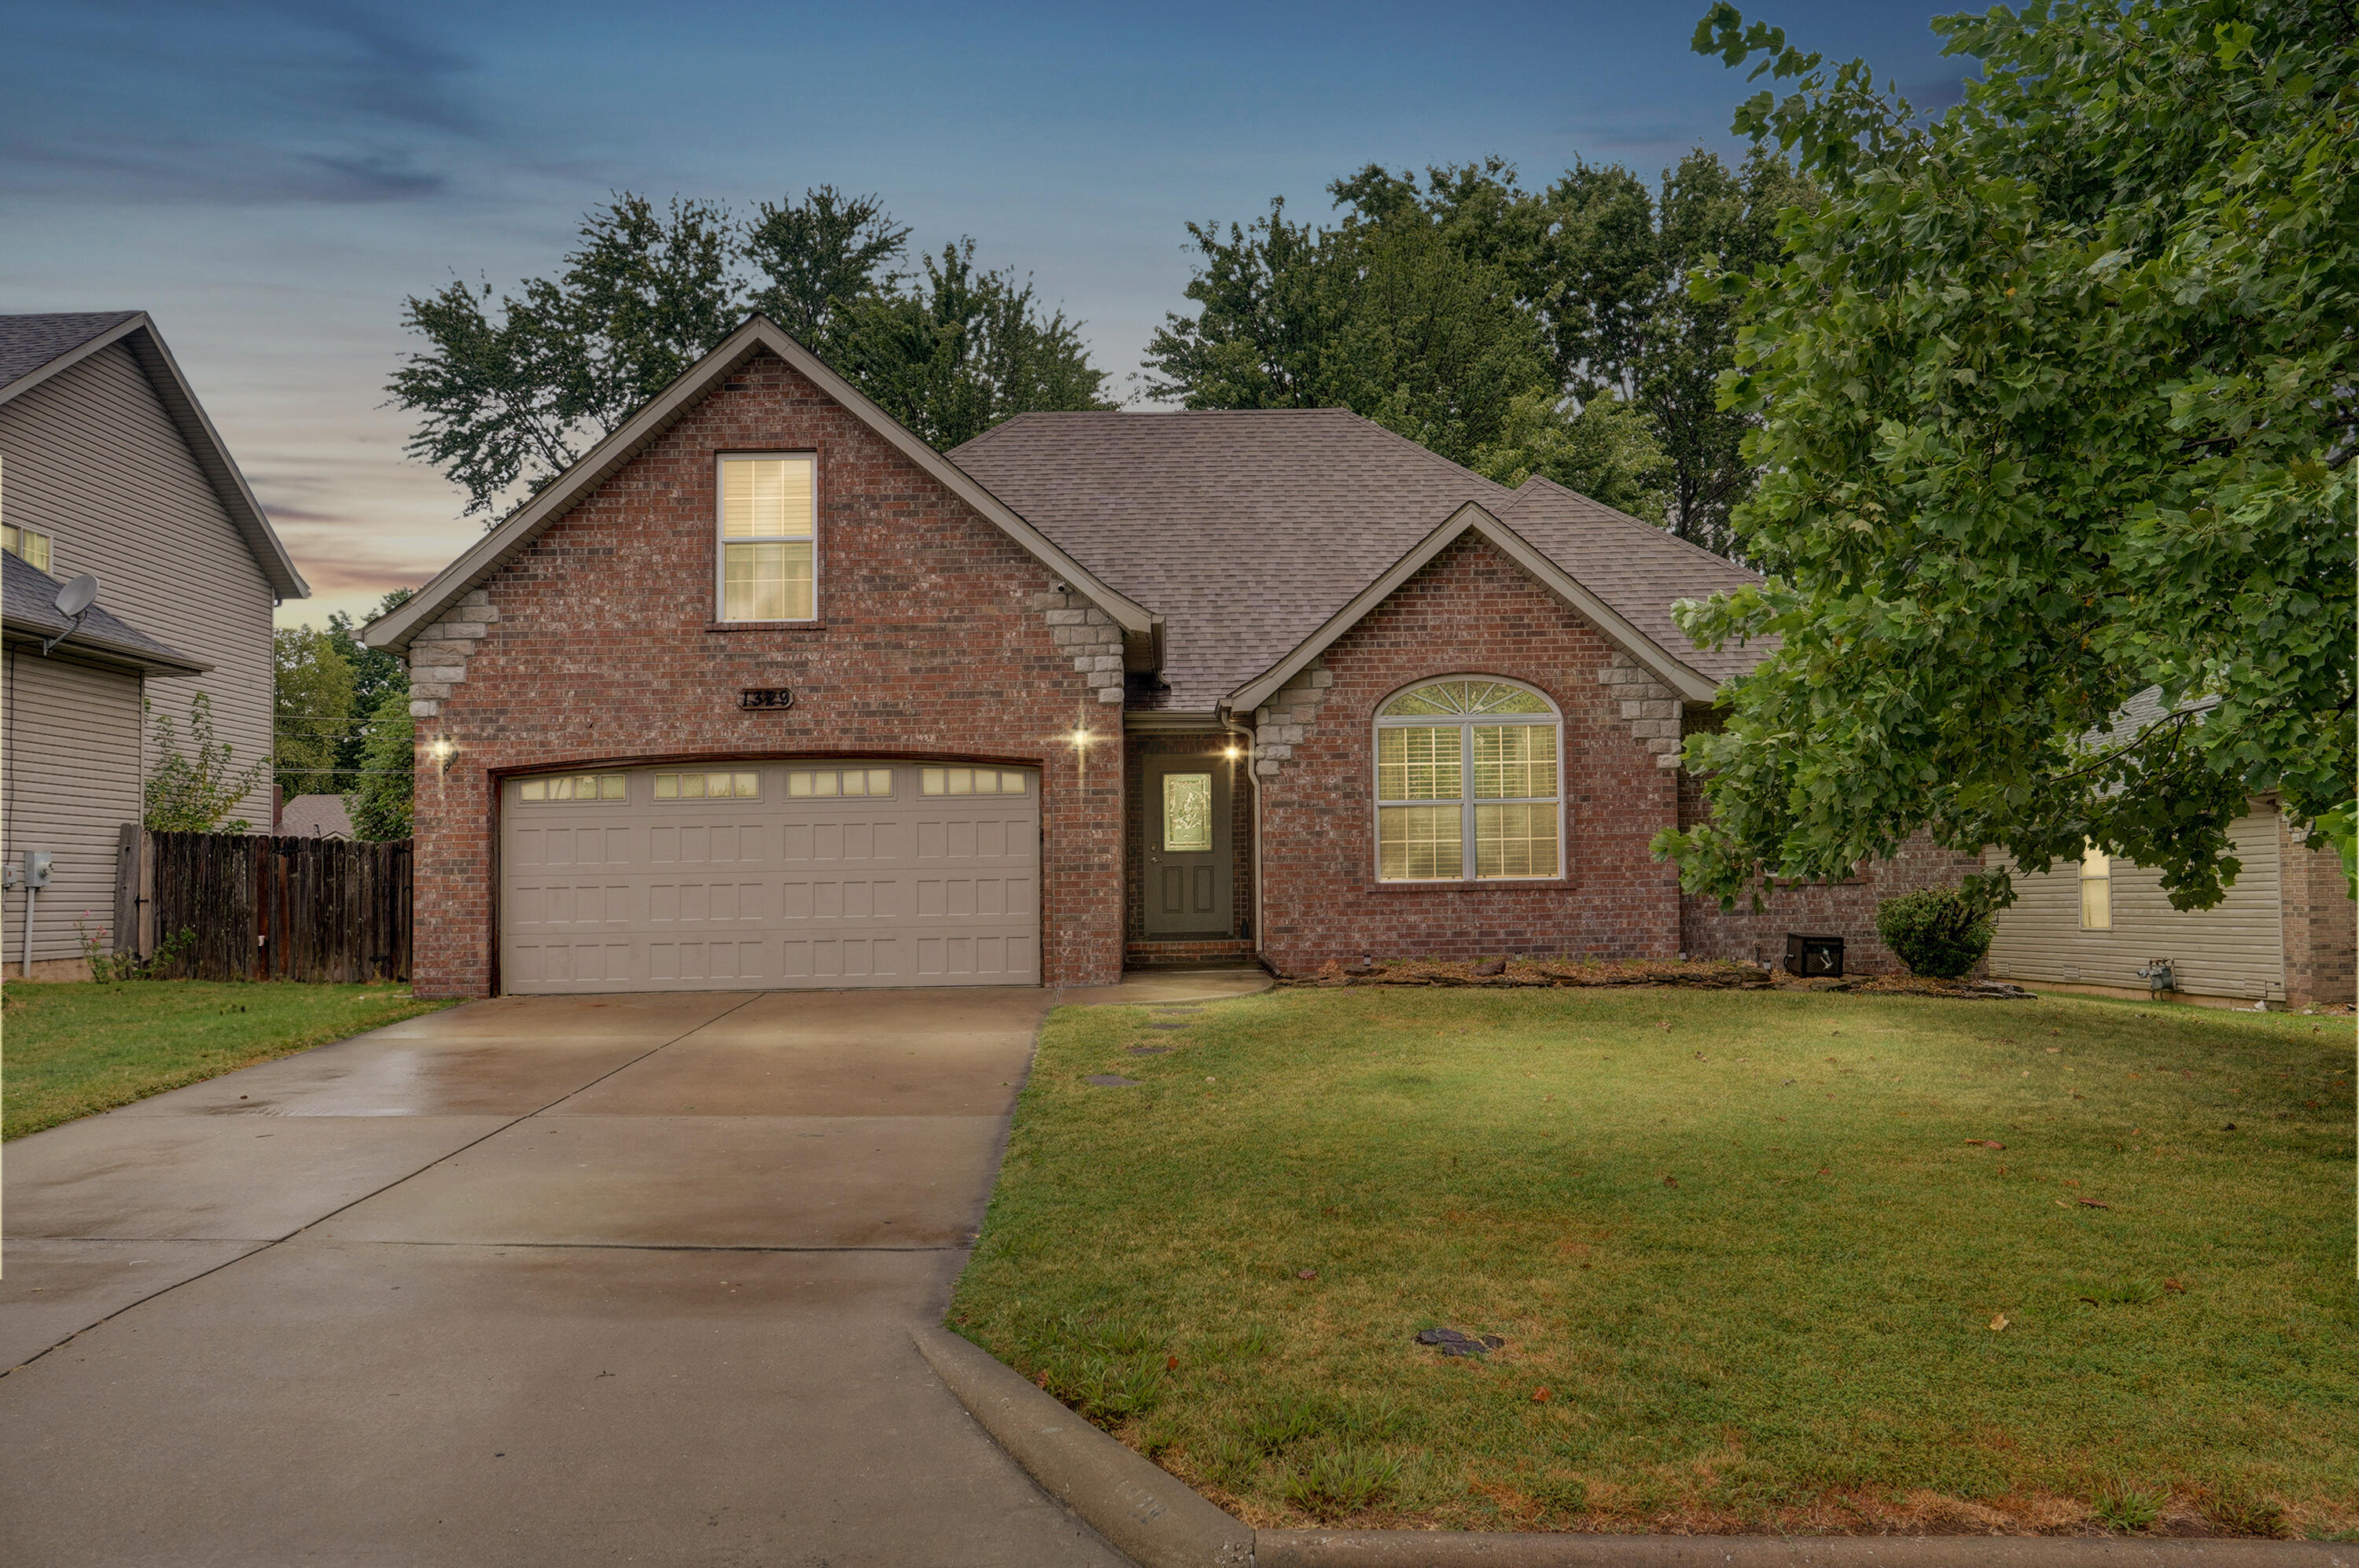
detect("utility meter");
top-left (22, 850), bottom-right (53, 888)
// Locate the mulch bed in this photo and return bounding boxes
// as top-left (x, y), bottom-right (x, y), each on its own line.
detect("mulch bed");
top-left (1285, 956), bottom-right (2036, 999)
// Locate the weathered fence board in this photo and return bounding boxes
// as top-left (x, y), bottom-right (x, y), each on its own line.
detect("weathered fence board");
top-left (144, 830), bottom-right (411, 983)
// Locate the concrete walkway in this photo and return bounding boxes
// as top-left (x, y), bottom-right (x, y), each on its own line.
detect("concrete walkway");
top-left (0, 989), bottom-right (1126, 1568)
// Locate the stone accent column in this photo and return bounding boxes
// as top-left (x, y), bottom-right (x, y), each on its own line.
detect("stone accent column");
top-left (1253, 660), bottom-right (1331, 776)
top-left (1599, 652), bottom-right (1684, 769)
top-left (405, 590), bottom-right (498, 719)
top-left (1034, 589), bottom-right (1127, 705)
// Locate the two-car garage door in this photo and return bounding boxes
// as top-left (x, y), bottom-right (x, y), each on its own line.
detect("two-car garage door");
top-left (499, 761), bottom-right (1039, 993)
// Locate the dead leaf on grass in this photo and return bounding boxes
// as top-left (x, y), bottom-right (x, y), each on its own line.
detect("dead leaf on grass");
top-left (2164, 1279), bottom-right (2185, 1293)
top-left (1663, 1175), bottom-right (1680, 1188)
top-left (1989, 1313), bottom-right (2009, 1331)
top-left (2078, 1198), bottom-right (2110, 1209)
top-left (1532, 1387), bottom-right (1551, 1402)
top-left (1297, 1268), bottom-right (1317, 1279)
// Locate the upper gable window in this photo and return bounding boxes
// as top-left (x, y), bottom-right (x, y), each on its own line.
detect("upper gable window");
top-left (718, 455), bottom-right (815, 622)
top-left (1375, 679), bottom-right (1562, 883)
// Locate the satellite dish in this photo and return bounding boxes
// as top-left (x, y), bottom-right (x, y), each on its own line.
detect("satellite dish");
top-left (53, 574), bottom-right (98, 619)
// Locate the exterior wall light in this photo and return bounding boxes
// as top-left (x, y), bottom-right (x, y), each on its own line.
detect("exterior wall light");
top-left (426, 736), bottom-right (457, 775)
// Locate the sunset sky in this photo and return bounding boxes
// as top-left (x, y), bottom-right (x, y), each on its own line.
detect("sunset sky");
top-left (4, 1), bottom-right (1971, 628)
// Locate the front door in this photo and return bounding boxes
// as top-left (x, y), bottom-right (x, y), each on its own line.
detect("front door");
top-left (1142, 756), bottom-right (1232, 937)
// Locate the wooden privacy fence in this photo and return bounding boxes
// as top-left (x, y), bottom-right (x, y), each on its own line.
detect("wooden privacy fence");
top-left (127, 829), bottom-right (413, 982)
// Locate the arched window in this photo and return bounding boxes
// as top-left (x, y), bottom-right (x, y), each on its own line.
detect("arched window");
top-left (1375, 679), bottom-right (1561, 882)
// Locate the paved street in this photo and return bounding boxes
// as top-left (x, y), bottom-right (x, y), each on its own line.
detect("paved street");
top-left (0, 989), bottom-right (1125, 1567)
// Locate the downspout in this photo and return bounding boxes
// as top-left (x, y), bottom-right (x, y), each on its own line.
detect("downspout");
top-left (1219, 703), bottom-right (1264, 965)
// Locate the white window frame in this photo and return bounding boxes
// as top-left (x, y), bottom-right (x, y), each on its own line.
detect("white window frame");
top-left (715, 451), bottom-right (819, 624)
top-left (1371, 677), bottom-right (1565, 885)
top-left (2079, 842), bottom-right (2112, 930)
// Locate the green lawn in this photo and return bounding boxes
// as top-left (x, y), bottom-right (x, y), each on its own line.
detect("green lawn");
top-left (3, 980), bottom-right (455, 1139)
top-left (951, 987), bottom-right (2357, 1538)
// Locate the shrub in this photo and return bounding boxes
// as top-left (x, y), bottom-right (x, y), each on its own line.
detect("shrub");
top-left (1874, 886), bottom-right (1994, 979)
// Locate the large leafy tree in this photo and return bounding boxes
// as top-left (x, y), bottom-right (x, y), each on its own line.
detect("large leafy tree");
top-left (391, 190), bottom-right (1112, 520)
top-left (272, 625), bottom-right (355, 801)
top-left (1662, 0), bottom-right (2358, 912)
top-left (1146, 152), bottom-right (1804, 547)
top-left (1141, 194), bottom-right (1551, 467)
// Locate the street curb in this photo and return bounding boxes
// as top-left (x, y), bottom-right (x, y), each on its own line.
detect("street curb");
top-left (916, 1328), bottom-right (2350, 1568)
top-left (1257, 1533), bottom-right (2354, 1568)
top-left (913, 1326), bottom-right (1256, 1568)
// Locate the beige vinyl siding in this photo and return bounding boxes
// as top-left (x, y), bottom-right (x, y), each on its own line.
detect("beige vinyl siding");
top-left (0, 341), bottom-right (277, 828)
top-left (1, 648), bottom-right (144, 961)
top-left (1986, 805), bottom-right (2284, 1000)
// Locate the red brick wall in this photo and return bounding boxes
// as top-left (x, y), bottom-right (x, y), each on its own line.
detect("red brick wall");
top-left (1255, 535), bottom-right (1682, 976)
top-left (1673, 710), bottom-right (1988, 974)
top-left (407, 348), bottom-right (1122, 997)
top-left (2279, 813), bottom-right (2357, 1009)
top-left (1124, 733), bottom-right (1255, 945)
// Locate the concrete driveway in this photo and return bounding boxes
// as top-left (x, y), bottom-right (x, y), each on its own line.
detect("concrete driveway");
top-left (0, 989), bottom-right (1127, 1568)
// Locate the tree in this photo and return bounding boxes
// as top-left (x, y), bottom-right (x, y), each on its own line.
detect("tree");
top-left (1470, 390), bottom-right (1674, 523)
top-left (829, 241), bottom-right (1114, 450)
top-left (348, 690), bottom-right (414, 842)
top-left (145, 693), bottom-right (263, 833)
top-left (1146, 152), bottom-right (1804, 541)
top-left (1660, 0), bottom-right (2358, 916)
top-left (391, 190), bottom-right (1112, 519)
top-left (1141, 194), bottom-right (1551, 466)
top-left (326, 587), bottom-right (414, 792)
top-left (273, 626), bottom-right (355, 801)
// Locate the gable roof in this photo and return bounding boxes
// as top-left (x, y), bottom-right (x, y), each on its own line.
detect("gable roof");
top-left (951, 409), bottom-right (1770, 711)
top-left (0, 312), bottom-right (309, 601)
top-left (2, 546), bottom-right (211, 675)
top-left (366, 315), bottom-right (1156, 653)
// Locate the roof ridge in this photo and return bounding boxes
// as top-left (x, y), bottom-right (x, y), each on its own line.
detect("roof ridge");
top-left (1318, 409), bottom-right (1514, 499)
top-left (1511, 474), bottom-right (1760, 580)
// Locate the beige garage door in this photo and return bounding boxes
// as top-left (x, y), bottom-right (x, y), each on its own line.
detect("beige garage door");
top-left (499, 761), bottom-right (1039, 993)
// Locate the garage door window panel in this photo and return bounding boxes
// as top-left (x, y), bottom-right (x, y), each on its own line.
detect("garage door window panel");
top-left (517, 773), bottom-right (629, 803)
top-left (719, 455), bottom-right (815, 623)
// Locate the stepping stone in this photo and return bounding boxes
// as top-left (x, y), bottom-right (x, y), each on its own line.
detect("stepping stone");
top-left (1128, 1045), bottom-right (1172, 1055)
top-left (1149, 1021), bottom-right (1192, 1030)
top-left (1415, 1327), bottom-right (1505, 1357)
top-left (1086, 1074), bottom-right (1143, 1088)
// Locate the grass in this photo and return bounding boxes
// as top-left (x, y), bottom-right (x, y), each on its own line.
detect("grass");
top-left (3, 979), bottom-right (455, 1139)
top-left (951, 986), bottom-right (2358, 1537)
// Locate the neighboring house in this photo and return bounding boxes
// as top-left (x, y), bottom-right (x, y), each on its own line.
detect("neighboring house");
top-left (370, 315), bottom-right (1982, 999)
top-left (278, 793), bottom-right (355, 840)
top-left (0, 312), bottom-right (307, 976)
top-left (1981, 692), bottom-right (2353, 1008)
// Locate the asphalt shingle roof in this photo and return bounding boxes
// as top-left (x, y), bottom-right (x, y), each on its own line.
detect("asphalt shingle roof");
top-left (951, 409), bottom-right (1770, 710)
top-left (0, 312), bottom-right (138, 392)
top-left (2, 547), bottom-right (209, 673)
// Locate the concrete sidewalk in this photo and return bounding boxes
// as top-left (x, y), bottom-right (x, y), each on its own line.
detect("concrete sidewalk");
top-left (0, 988), bottom-right (1125, 1568)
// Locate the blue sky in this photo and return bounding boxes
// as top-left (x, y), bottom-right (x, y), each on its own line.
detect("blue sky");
top-left (2, 0), bottom-right (1971, 625)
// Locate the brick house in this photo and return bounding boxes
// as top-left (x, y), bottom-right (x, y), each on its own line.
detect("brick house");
top-left (368, 316), bottom-right (1979, 998)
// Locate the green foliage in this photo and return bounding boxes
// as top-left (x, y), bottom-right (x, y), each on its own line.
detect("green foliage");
top-left (1471, 390), bottom-right (1674, 524)
top-left (1874, 887), bottom-right (1996, 980)
top-left (348, 690), bottom-right (414, 842)
top-left (76, 918), bottom-right (196, 984)
top-left (1663, 0), bottom-right (2359, 913)
top-left (1141, 193), bottom-right (1547, 466)
top-left (144, 692), bottom-right (261, 833)
top-left (1146, 150), bottom-right (1805, 550)
top-left (827, 240), bottom-right (1112, 450)
top-left (324, 587), bottom-right (413, 791)
top-left (272, 624), bottom-right (355, 801)
top-left (390, 189), bottom-right (1111, 518)
top-left (2096, 1483), bottom-right (2162, 1533)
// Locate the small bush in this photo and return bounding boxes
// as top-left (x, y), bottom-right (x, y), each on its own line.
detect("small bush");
top-left (1875, 886), bottom-right (1995, 979)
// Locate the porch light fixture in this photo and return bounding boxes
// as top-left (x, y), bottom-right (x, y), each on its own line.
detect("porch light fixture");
top-left (1066, 700), bottom-right (1098, 783)
top-left (426, 736), bottom-right (456, 775)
